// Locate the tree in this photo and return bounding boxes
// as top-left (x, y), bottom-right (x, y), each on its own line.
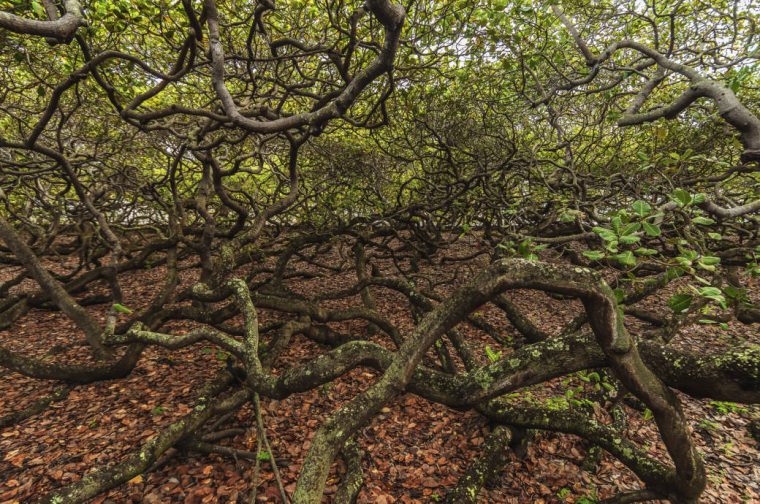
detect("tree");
top-left (1, 1), bottom-right (758, 503)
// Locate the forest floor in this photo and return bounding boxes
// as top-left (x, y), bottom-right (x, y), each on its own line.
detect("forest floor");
top-left (1, 242), bottom-right (759, 503)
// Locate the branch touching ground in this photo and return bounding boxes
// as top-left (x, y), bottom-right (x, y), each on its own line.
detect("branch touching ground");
top-left (293, 259), bottom-right (705, 503)
top-left (444, 425), bottom-right (513, 503)
top-left (36, 373), bottom-right (245, 504)
top-left (0, 386), bottom-right (69, 428)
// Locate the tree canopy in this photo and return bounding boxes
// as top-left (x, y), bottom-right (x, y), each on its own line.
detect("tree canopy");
top-left (0, 0), bottom-right (759, 503)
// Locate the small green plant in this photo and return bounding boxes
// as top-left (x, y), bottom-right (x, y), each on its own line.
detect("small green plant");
top-left (709, 401), bottom-right (747, 415)
top-left (584, 200), bottom-right (665, 267)
top-left (557, 487), bottom-right (571, 500)
top-left (150, 405), bottom-right (166, 416)
top-left (693, 286), bottom-right (727, 309)
top-left (257, 450), bottom-right (272, 462)
top-left (431, 493), bottom-right (442, 502)
top-left (112, 303), bottom-right (133, 314)
top-left (697, 317), bottom-right (729, 330)
top-left (545, 396), bottom-right (570, 410)
top-left (578, 370), bottom-right (615, 394)
top-left (698, 418), bottom-right (720, 431)
top-left (485, 345), bottom-right (502, 363)
top-left (497, 238), bottom-right (546, 261)
top-left (722, 442), bottom-right (734, 455)
top-left (459, 222), bottom-right (471, 238)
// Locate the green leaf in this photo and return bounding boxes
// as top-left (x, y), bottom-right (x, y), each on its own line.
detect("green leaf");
top-left (485, 345), bottom-right (502, 363)
top-left (672, 188), bottom-right (691, 206)
top-left (610, 251), bottom-right (636, 267)
top-left (697, 287), bottom-right (727, 309)
top-left (692, 216), bottom-right (715, 226)
top-left (31, 0), bottom-right (45, 17)
top-left (696, 261), bottom-right (716, 272)
top-left (112, 303), bottom-right (133, 314)
top-left (517, 240), bottom-right (539, 261)
top-left (257, 451), bottom-right (272, 462)
top-left (668, 294), bottom-right (692, 313)
top-left (611, 216), bottom-right (622, 233)
top-left (675, 256), bottom-right (693, 268)
top-left (643, 408), bottom-right (654, 421)
top-left (634, 247), bottom-right (658, 256)
top-left (150, 405), bottom-right (165, 415)
top-left (582, 250), bottom-right (605, 261)
top-left (693, 275), bottom-right (711, 285)
top-left (592, 227), bottom-right (617, 242)
top-left (642, 222), bottom-right (661, 237)
top-left (621, 222), bottom-right (641, 235)
top-left (679, 249), bottom-right (699, 261)
top-left (631, 200), bottom-right (651, 218)
top-left (557, 488), bottom-right (571, 500)
top-left (707, 232), bottom-right (722, 240)
top-left (619, 235), bottom-right (640, 245)
top-left (698, 287), bottom-right (722, 297)
top-left (700, 256), bottom-right (720, 266)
